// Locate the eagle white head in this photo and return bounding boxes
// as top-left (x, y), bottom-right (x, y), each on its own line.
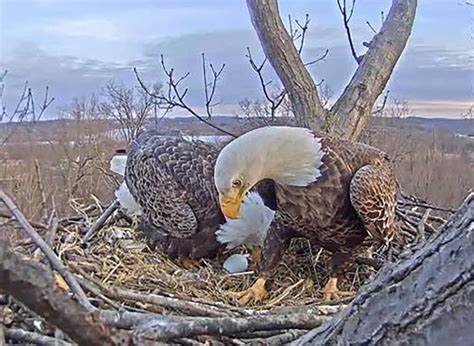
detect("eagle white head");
top-left (214, 126), bottom-right (324, 219)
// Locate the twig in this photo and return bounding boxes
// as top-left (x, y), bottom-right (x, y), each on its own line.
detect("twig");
top-left (337, 0), bottom-right (362, 64)
top-left (265, 279), bottom-right (305, 307)
top-left (0, 210), bottom-right (61, 232)
top-left (0, 190), bottom-right (93, 311)
top-left (4, 328), bottom-right (73, 346)
top-left (134, 60), bottom-right (237, 138)
top-left (201, 53), bottom-right (225, 119)
top-left (76, 277), bottom-right (122, 310)
top-left (417, 208), bottom-right (431, 242)
top-left (245, 47), bottom-right (286, 120)
top-left (244, 13), bottom-right (328, 119)
top-left (45, 216), bottom-right (59, 248)
top-left (304, 49), bottom-right (330, 66)
top-left (81, 199), bottom-right (120, 244)
top-left (253, 329), bottom-right (307, 344)
top-left (0, 325), bottom-right (4, 346)
top-left (399, 200), bottom-right (456, 214)
top-left (33, 159), bottom-right (49, 223)
top-left (372, 90), bottom-right (390, 116)
top-left (72, 264), bottom-right (235, 318)
top-left (403, 208), bottom-right (446, 224)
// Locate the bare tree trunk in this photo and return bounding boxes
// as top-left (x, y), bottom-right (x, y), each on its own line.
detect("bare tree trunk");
top-left (331, 0), bottom-right (417, 140)
top-left (246, 0), bottom-right (416, 140)
top-left (294, 193), bottom-right (473, 346)
top-left (246, 0), bottom-right (327, 130)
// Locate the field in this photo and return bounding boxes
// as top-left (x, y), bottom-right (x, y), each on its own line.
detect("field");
top-left (1, 115), bottom-right (473, 221)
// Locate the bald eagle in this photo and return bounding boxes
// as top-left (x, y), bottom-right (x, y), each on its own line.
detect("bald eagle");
top-left (123, 129), bottom-right (273, 264)
top-left (214, 126), bottom-right (397, 304)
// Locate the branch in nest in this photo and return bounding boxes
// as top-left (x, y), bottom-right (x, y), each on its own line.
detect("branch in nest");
top-left (72, 264), bottom-right (240, 318)
top-left (0, 189), bottom-right (93, 311)
top-left (81, 199), bottom-right (120, 244)
top-left (4, 328), bottom-right (73, 346)
top-left (0, 239), bottom-right (129, 345)
top-left (134, 313), bottom-right (329, 341)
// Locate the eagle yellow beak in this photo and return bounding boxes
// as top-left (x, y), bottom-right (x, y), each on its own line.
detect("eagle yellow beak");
top-left (219, 189), bottom-right (246, 219)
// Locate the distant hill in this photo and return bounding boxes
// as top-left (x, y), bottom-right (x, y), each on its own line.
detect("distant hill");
top-left (2, 115), bottom-right (473, 141)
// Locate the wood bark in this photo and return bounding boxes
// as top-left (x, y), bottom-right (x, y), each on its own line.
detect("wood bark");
top-left (246, 0), bottom-right (417, 140)
top-left (294, 193), bottom-right (474, 345)
top-left (331, 0), bottom-right (417, 140)
top-left (246, 0), bottom-right (327, 130)
top-left (0, 240), bottom-right (128, 346)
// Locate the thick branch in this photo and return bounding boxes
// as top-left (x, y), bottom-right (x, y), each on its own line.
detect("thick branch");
top-left (331, 0), bottom-right (417, 140)
top-left (0, 240), bottom-right (124, 345)
top-left (4, 328), bottom-right (73, 346)
top-left (136, 313), bottom-right (328, 341)
top-left (246, 0), bottom-right (327, 130)
top-left (0, 190), bottom-right (93, 311)
top-left (295, 193), bottom-right (473, 344)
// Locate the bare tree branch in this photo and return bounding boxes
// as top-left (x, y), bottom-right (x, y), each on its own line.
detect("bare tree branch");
top-left (246, 0), bottom-right (327, 130)
top-left (331, 0), bottom-right (417, 140)
top-left (0, 71), bottom-right (54, 146)
top-left (134, 57), bottom-right (237, 138)
top-left (337, 0), bottom-right (363, 64)
top-left (201, 53), bottom-right (226, 119)
top-left (4, 328), bottom-right (73, 346)
top-left (243, 13), bottom-right (328, 121)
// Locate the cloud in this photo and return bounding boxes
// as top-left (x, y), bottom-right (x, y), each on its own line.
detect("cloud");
top-left (43, 18), bottom-right (121, 40)
top-left (1, 25), bottom-right (472, 119)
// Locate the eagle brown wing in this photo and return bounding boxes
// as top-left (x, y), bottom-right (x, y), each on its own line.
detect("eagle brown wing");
top-left (125, 130), bottom-right (221, 238)
top-left (349, 163), bottom-right (397, 243)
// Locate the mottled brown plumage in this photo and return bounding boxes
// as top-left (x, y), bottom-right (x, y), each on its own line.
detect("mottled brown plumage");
top-left (266, 135), bottom-right (396, 273)
top-left (214, 126), bottom-right (398, 303)
top-left (125, 130), bottom-right (225, 260)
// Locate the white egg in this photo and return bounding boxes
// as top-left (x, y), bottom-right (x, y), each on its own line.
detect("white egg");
top-left (223, 254), bottom-right (249, 274)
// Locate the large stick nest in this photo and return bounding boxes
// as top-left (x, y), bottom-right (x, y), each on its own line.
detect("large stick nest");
top-left (1, 193), bottom-right (451, 344)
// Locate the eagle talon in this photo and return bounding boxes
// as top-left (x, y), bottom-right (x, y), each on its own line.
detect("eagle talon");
top-left (179, 257), bottom-right (201, 270)
top-left (232, 277), bottom-right (266, 305)
top-left (250, 246), bottom-right (262, 265)
top-left (321, 277), bottom-right (353, 301)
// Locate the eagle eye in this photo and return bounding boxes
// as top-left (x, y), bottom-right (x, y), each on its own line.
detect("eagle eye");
top-left (231, 179), bottom-right (242, 188)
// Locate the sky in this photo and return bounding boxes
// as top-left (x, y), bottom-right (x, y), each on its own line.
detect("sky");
top-left (0, 0), bottom-right (472, 119)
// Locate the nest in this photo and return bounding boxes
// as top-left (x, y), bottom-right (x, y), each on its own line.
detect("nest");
top-left (1, 193), bottom-right (451, 344)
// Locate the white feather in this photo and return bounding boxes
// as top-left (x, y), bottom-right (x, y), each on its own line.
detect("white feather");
top-left (115, 182), bottom-right (142, 216)
top-left (110, 154), bottom-right (127, 176)
top-left (216, 192), bottom-right (275, 250)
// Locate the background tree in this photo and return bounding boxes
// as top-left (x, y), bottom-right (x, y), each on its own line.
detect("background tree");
top-left (246, 0), bottom-right (417, 140)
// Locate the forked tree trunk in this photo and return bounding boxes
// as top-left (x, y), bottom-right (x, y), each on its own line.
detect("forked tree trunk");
top-left (246, 0), bottom-right (327, 131)
top-left (294, 193), bottom-right (473, 345)
top-left (246, 0), bottom-right (417, 140)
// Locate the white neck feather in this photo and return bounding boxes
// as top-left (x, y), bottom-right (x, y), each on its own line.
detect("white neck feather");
top-left (215, 126), bottom-right (324, 189)
top-left (110, 154), bottom-right (127, 176)
top-left (216, 192), bottom-right (275, 249)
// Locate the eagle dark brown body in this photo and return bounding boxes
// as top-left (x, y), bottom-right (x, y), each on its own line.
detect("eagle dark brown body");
top-left (263, 135), bottom-right (397, 282)
top-left (213, 126), bottom-right (398, 303)
top-left (125, 130), bottom-right (226, 260)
